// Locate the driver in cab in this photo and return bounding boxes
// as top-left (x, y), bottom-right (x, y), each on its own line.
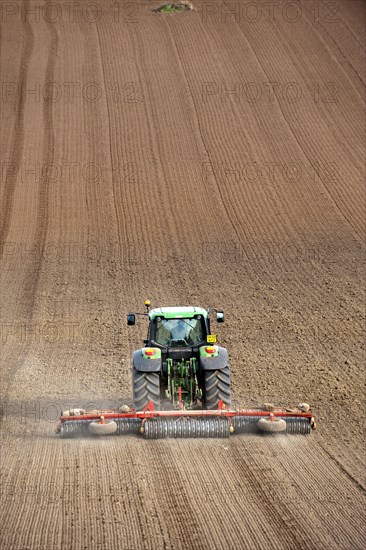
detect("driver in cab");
top-left (171, 319), bottom-right (189, 342)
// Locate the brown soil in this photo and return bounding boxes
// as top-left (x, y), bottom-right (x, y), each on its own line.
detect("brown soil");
top-left (1, 1), bottom-right (365, 548)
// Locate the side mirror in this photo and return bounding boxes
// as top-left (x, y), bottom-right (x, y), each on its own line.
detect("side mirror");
top-left (216, 311), bottom-right (224, 323)
top-left (127, 313), bottom-right (136, 326)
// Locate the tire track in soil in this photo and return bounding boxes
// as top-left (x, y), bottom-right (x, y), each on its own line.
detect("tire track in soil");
top-left (173, 12), bottom-right (364, 321)
top-left (151, 436), bottom-right (365, 549)
top-left (94, 21), bottom-right (124, 260)
top-left (317, 441), bottom-right (366, 493)
top-left (0, 0), bottom-right (34, 248)
top-left (30, 6), bottom-right (58, 301)
top-left (2, 5), bottom-right (59, 398)
top-left (55, 437), bottom-right (173, 550)
top-left (163, 20), bottom-right (245, 250)
top-left (121, 441), bottom-right (174, 550)
top-left (147, 440), bottom-right (208, 549)
top-left (309, 13), bottom-right (365, 91)
top-left (0, 433), bottom-right (62, 550)
top-left (166, 13), bottom-right (359, 332)
top-left (232, 18), bottom-right (363, 244)
top-left (144, 438), bottom-right (316, 549)
top-left (171, 438), bottom-right (311, 549)
top-left (236, 8), bottom-right (365, 242)
top-left (91, 15), bottom-right (174, 311)
top-left (108, 17), bottom-right (216, 304)
top-left (229, 436), bottom-right (366, 549)
top-left (165, 440), bottom-right (268, 549)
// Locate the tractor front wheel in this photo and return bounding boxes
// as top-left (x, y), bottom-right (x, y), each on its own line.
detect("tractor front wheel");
top-left (204, 367), bottom-right (231, 410)
top-left (133, 369), bottom-right (161, 411)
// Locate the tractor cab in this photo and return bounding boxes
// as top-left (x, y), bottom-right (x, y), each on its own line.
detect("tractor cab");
top-left (148, 307), bottom-right (208, 349)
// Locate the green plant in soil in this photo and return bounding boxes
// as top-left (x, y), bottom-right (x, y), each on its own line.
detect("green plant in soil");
top-left (157, 4), bottom-right (190, 13)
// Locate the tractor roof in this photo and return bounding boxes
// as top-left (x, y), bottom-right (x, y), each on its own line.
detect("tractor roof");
top-left (148, 306), bottom-right (208, 320)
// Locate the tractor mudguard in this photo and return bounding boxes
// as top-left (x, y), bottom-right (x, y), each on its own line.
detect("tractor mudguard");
top-left (132, 349), bottom-right (162, 372)
top-left (200, 346), bottom-right (229, 371)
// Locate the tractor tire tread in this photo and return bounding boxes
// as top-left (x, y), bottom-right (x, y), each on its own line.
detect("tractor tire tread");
top-left (204, 366), bottom-right (231, 410)
top-left (133, 369), bottom-right (161, 410)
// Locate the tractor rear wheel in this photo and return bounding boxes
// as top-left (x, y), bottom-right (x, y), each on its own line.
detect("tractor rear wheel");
top-left (133, 369), bottom-right (161, 411)
top-left (204, 367), bottom-right (231, 410)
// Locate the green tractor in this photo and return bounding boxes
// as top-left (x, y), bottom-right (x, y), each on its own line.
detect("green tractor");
top-left (127, 301), bottom-right (231, 411)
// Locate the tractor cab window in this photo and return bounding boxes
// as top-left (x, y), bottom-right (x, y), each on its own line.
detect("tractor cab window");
top-left (154, 317), bottom-right (204, 347)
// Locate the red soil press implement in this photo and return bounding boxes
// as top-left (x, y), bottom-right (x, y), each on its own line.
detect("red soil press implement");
top-left (56, 402), bottom-right (315, 439)
top-left (56, 302), bottom-right (316, 439)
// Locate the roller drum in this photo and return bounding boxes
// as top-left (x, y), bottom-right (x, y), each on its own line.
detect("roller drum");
top-left (60, 419), bottom-right (92, 438)
top-left (144, 418), bottom-right (230, 439)
top-left (284, 417), bottom-right (311, 434)
top-left (231, 416), bottom-right (261, 434)
top-left (231, 416), bottom-right (312, 435)
top-left (115, 418), bottom-right (142, 435)
top-left (61, 417), bottom-right (142, 437)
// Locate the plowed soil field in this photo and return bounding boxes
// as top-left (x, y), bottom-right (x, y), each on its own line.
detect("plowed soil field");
top-left (1, 1), bottom-right (365, 548)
